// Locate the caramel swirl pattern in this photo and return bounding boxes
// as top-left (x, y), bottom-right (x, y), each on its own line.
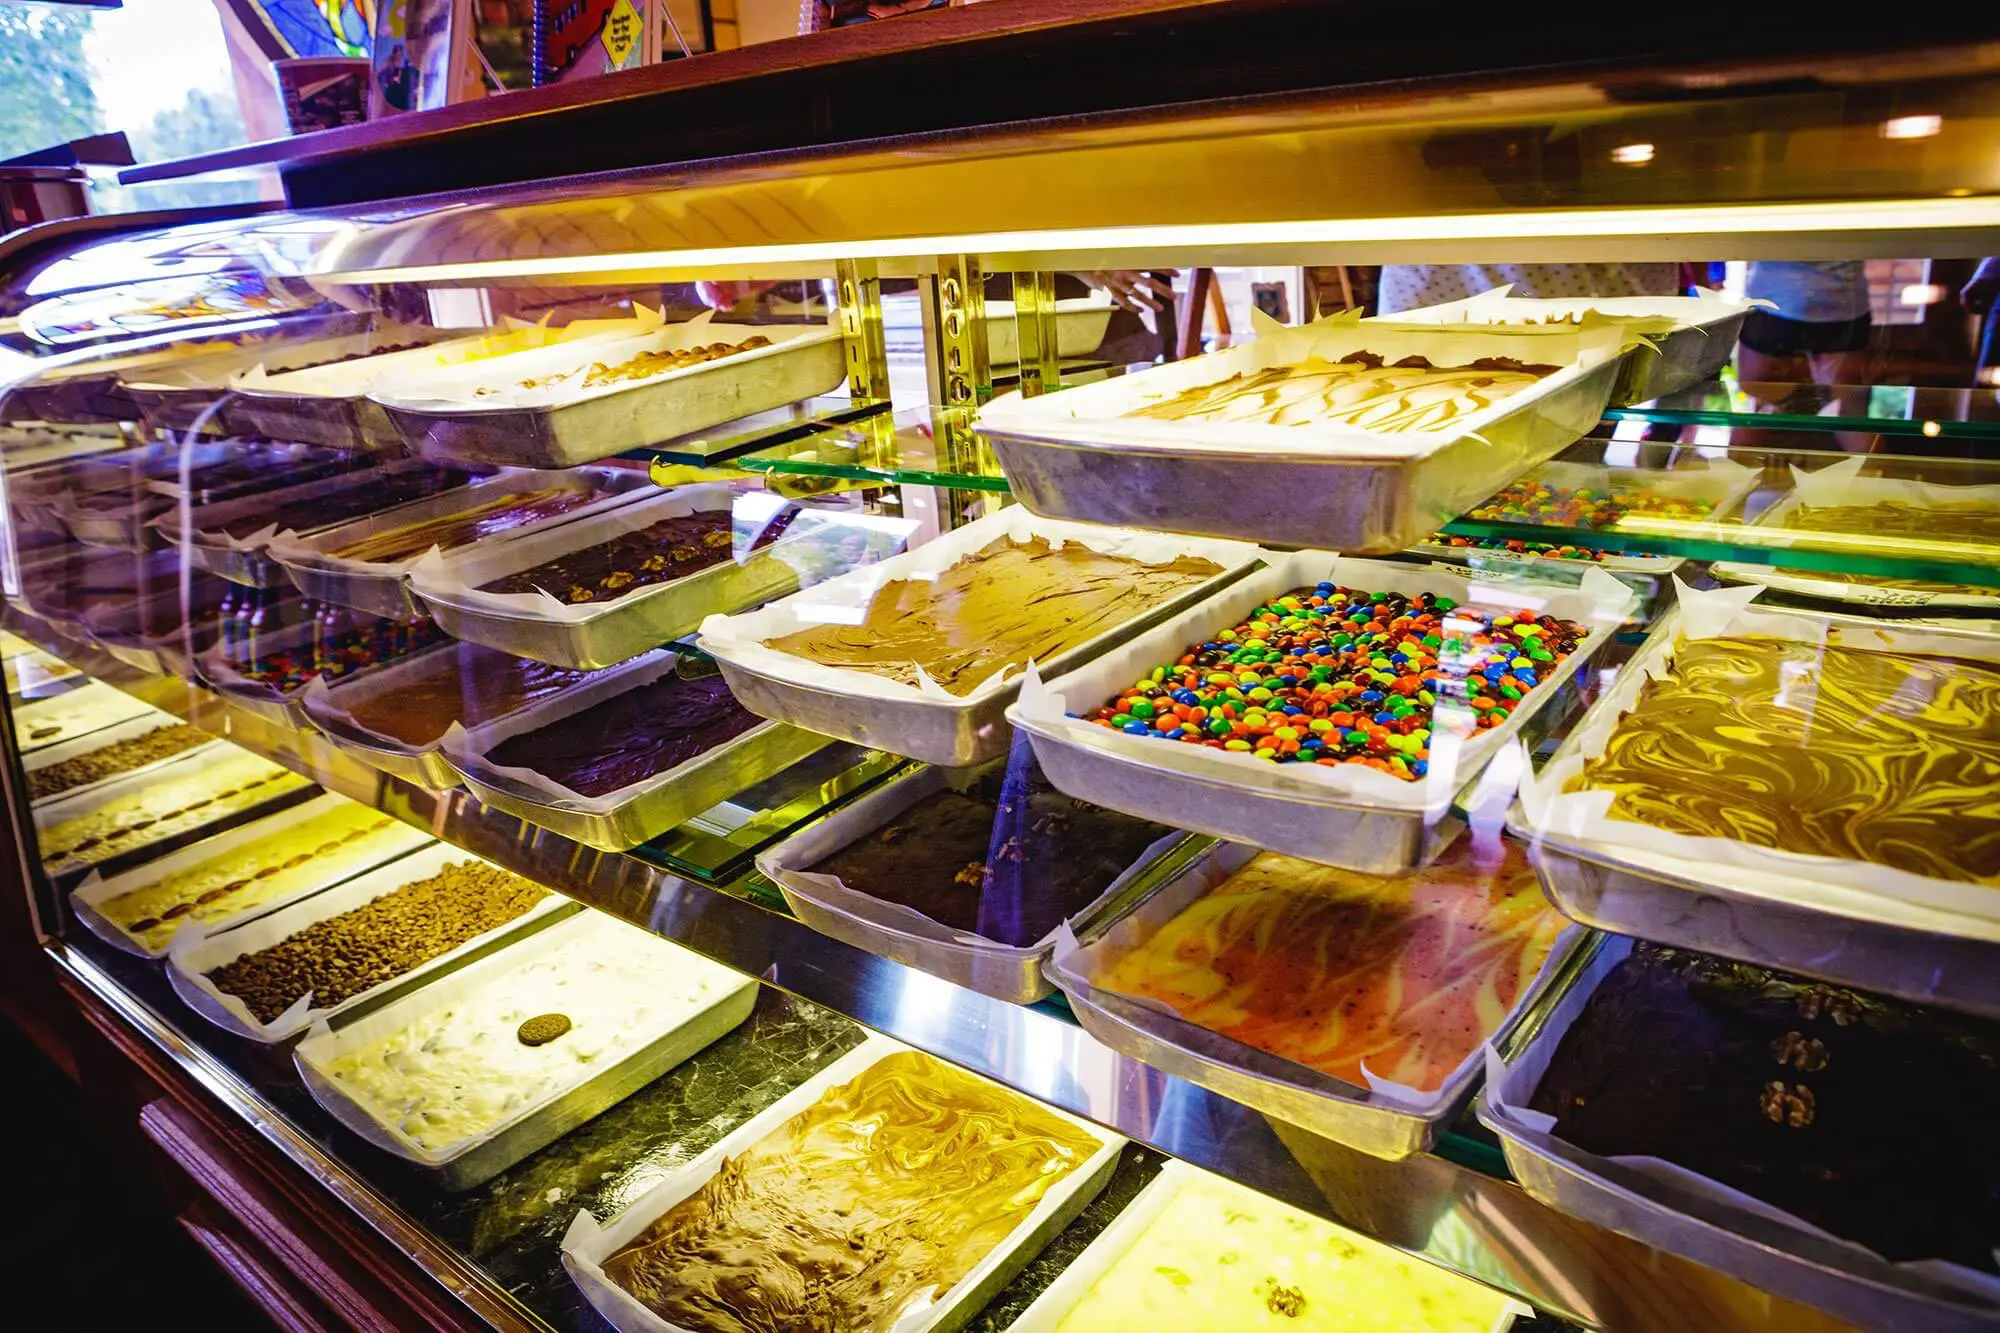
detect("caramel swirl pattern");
top-left (602, 1050), bottom-right (1100, 1333)
top-left (1127, 354), bottom-right (1553, 433)
top-left (1098, 840), bottom-right (1564, 1092)
top-left (765, 536), bottom-right (1221, 696)
top-left (1573, 635), bottom-right (2000, 884)
top-left (1788, 500), bottom-right (2000, 549)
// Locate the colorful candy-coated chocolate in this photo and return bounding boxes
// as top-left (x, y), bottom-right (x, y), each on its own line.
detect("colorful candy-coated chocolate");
top-left (1427, 477), bottom-right (1720, 561)
top-left (1078, 584), bottom-right (1583, 782)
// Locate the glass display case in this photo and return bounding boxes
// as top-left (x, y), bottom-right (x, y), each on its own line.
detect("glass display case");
top-left (4, 14), bottom-right (1999, 1333)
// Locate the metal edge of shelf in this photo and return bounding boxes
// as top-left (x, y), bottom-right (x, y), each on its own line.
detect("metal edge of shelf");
top-left (1, 607), bottom-right (1887, 1333)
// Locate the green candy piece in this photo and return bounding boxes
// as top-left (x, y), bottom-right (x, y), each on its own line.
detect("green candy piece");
top-left (1129, 700), bottom-right (1156, 719)
top-left (1208, 717), bottom-right (1232, 736)
top-left (1112, 713), bottom-right (1133, 727)
top-left (1499, 685), bottom-right (1522, 700)
top-left (1436, 597), bottom-right (1458, 611)
top-left (1531, 648), bottom-right (1555, 662)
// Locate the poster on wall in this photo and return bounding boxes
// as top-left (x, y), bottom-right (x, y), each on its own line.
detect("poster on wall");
top-left (370, 0), bottom-right (476, 114)
top-left (532, 0), bottom-right (657, 85)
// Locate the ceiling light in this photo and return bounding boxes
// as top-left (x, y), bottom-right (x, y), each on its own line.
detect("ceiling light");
top-left (1881, 115), bottom-right (1943, 140)
top-left (1610, 143), bottom-right (1656, 166)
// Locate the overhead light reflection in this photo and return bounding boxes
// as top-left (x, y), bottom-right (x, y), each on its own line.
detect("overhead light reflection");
top-left (1610, 143), bottom-right (1656, 166)
top-left (1881, 115), bottom-right (1944, 140)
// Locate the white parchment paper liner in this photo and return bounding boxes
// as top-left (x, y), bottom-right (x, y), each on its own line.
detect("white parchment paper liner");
top-left (755, 761), bottom-right (1185, 956)
top-left (23, 715), bottom-right (223, 809)
top-left (697, 506), bottom-right (1264, 707)
top-left (1013, 555), bottom-right (1634, 817)
top-left (369, 312), bottom-right (836, 412)
top-left (1485, 934), bottom-right (2000, 1308)
top-left (150, 456), bottom-right (489, 553)
top-left (975, 313), bottom-right (1639, 458)
top-left (230, 309), bottom-right (664, 397)
top-left (1518, 580), bottom-right (2000, 926)
top-left (560, 1035), bottom-right (1124, 1333)
top-left (121, 322), bottom-right (442, 391)
top-left (165, 841), bottom-right (572, 1044)
top-left (1409, 457), bottom-right (1761, 575)
top-left (1052, 834), bottom-right (1583, 1112)
top-left (1383, 284), bottom-right (1768, 334)
top-left (406, 482), bottom-right (783, 625)
top-left (437, 650), bottom-right (701, 812)
top-left (1713, 457), bottom-right (2000, 608)
top-left (69, 791), bottom-right (432, 960)
top-left (293, 911), bottom-right (753, 1167)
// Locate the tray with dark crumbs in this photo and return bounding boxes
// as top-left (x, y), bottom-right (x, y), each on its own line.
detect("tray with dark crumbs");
top-left (214, 467), bottom-right (482, 539)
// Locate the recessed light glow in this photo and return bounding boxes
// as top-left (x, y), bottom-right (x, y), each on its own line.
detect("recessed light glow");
top-left (1923, 420), bottom-right (1943, 438)
top-left (1610, 143), bottom-right (1656, 166)
top-left (1881, 115), bottom-right (1944, 140)
top-left (1900, 283), bottom-right (1945, 306)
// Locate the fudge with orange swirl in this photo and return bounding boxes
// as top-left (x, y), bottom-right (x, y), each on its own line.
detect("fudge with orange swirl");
top-left (1095, 838), bottom-right (1565, 1093)
top-left (1126, 351), bottom-right (1559, 434)
top-left (1573, 635), bottom-right (2000, 884)
top-left (600, 1050), bottom-right (1101, 1332)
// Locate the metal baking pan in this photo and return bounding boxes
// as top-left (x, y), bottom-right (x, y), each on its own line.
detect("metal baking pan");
top-left (1405, 457), bottom-right (1762, 578)
top-left (166, 842), bottom-right (575, 1045)
top-left (301, 639), bottom-right (595, 791)
top-left (193, 607), bottom-right (442, 732)
top-left (406, 484), bottom-right (804, 670)
top-left (155, 459), bottom-right (499, 588)
top-left (54, 490), bottom-right (173, 551)
top-left (975, 319), bottom-right (1631, 553)
top-left (756, 761), bottom-right (1187, 1005)
top-left (13, 680), bottom-right (164, 755)
top-left (561, 1035), bottom-right (1123, 1333)
top-left (372, 321), bottom-right (847, 468)
top-left (121, 324), bottom-right (448, 435)
top-left (441, 650), bottom-right (832, 852)
top-left (982, 296), bottom-right (1117, 366)
top-left (698, 508), bottom-right (1262, 768)
top-left (1378, 289), bottom-right (1757, 405)
top-left (1048, 834), bottom-right (1583, 1161)
top-left (21, 546), bottom-right (183, 633)
top-left (23, 714), bottom-right (222, 811)
top-left (68, 792), bottom-right (433, 960)
top-left (81, 570), bottom-right (233, 662)
top-left (1479, 934), bottom-right (2000, 1333)
top-left (267, 465), bottom-right (657, 619)
top-left (1009, 1158), bottom-right (1530, 1332)
top-left (1009, 554), bottom-right (1630, 872)
top-left (1511, 597), bottom-right (2000, 1017)
top-left (294, 911), bottom-right (757, 1191)
top-left (1711, 458), bottom-right (2000, 612)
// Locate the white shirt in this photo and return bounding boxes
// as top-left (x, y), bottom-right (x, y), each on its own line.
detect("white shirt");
top-left (1376, 263), bottom-right (1683, 315)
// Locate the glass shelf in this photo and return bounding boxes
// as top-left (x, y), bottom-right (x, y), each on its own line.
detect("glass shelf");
top-left (1607, 378), bottom-right (2000, 441)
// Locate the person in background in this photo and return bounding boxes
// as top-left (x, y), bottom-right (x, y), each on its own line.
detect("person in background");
top-left (1736, 261), bottom-right (1875, 452)
top-left (1374, 262), bottom-right (1682, 314)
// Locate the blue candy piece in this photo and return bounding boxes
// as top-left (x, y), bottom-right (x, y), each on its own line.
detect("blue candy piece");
top-left (1122, 722), bottom-right (1152, 736)
top-left (1516, 669), bottom-right (1539, 686)
top-left (1374, 710), bottom-right (1397, 726)
top-left (1359, 689), bottom-right (1385, 704)
top-left (1281, 705), bottom-right (1304, 716)
top-left (1411, 759), bottom-right (1429, 778)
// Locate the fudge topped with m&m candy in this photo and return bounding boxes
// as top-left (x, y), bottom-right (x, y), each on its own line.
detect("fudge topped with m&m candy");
top-left (1079, 583), bottom-right (1583, 782)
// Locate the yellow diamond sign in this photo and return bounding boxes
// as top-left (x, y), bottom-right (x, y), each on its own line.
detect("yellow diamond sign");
top-left (600, 0), bottom-right (641, 69)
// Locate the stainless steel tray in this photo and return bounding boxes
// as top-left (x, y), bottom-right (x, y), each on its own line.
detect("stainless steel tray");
top-left (756, 761), bottom-right (1187, 1005)
top-left (268, 465), bottom-right (657, 619)
top-left (166, 843), bottom-right (575, 1044)
top-left (407, 484), bottom-right (804, 670)
top-left (301, 639), bottom-right (592, 792)
top-left (698, 509), bottom-right (1262, 768)
top-left (1479, 934), bottom-right (2000, 1333)
top-left (1380, 291), bottom-right (1755, 405)
top-left (1511, 600), bottom-right (2000, 1017)
top-left (193, 608), bottom-right (441, 733)
top-left (159, 460), bottom-right (497, 589)
top-left (1009, 554), bottom-right (1628, 872)
top-left (442, 651), bottom-right (833, 852)
top-left (68, 792), bottom-right (433, 960)
top-left (1048, 835), bottom-right (1584, 1161)
top-left (295, 912), bottom-right (757, 1190)
top-left (561, 1036), bottom-right (1123, 1333)
top-left (123, 324), bottom-right (447, 435)
top-left (373, 322), bottom-right (846, 468)
top-left (976, 321), bottom-right (1629, 553)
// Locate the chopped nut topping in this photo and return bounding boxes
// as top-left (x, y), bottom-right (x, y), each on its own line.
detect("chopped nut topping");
top-left (1772, 1030), bottom-right (1830, 1072)
top-left (953, 861), bottom-right (987, 888)
top-left (1760, 1080), bottom-right (1816, 1128)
